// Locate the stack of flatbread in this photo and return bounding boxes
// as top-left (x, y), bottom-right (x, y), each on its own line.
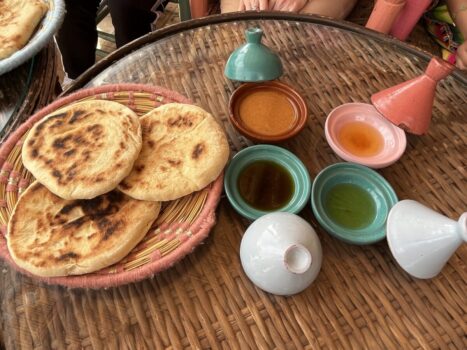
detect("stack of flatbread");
top-left (0, 0), bottom-right (49, 59)
top-left (7, 100), bottom-right (229, 278)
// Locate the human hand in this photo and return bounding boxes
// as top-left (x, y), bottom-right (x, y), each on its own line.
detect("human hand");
top-left (456, 41), bottom-right (467, 69)
top-left (270, 0), bottom-right (308, 12)
top-left (238, 0), bottom-right (270, 11)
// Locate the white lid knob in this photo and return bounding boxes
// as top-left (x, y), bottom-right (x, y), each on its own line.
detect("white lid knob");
top-left (284, 244), bottom-right (312, 274)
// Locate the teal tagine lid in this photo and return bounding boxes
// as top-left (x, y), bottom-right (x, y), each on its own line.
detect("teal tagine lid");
top-left (224, 27), bottom-right (283, 82)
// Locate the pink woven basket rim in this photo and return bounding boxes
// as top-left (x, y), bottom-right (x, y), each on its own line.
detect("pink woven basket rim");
top-left (0, 83), bottom-right (224, 289)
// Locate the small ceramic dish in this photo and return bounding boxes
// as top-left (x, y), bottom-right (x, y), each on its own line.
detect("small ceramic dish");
top-left (229, 81), bottom-right (308, 143)
top-left (240, 212), bottom-right (322, 295)
top-left (386, 200), bottom-right (467, 279)
top-left (325, 103), bottom-right (406, 169)
top-left (224, 144), bottom-right (311, 220)
top-left (311, 163), bottom-right (398, 245)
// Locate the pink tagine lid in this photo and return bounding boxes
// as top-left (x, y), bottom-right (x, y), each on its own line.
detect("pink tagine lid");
top-left (371, 57), bottom-right (454, 135)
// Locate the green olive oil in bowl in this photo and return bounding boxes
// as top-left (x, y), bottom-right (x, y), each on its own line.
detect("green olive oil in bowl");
top-left (324, 183), bottom-right (376, 230)
top-left (311, 163), bottom-right (398, 245)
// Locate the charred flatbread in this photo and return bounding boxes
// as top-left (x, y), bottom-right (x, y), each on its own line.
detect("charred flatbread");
top-left (119, 103), bottom-right (229, 201)
top-left (0, 0), bottom-right (48, 59)
top-left (7, 181), bottom-right (161, 277)
top-left (22, 100), bottom-right (142, 200)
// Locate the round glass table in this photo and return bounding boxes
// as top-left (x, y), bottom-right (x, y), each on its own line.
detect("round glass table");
top-left (1, 13), bottom-right (466, 349)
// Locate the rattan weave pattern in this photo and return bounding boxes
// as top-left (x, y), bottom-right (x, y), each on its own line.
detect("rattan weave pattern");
top-left (1, 14), bottom-right (466, 349)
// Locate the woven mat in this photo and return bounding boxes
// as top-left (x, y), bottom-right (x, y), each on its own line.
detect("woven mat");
top-left (1, 14), bottom-right (466, 349)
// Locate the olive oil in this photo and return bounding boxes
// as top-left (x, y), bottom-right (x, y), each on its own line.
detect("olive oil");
top-left (237, 160), bottom-right (294, 211)
top-left (324, 183), bottom-right (376, 229)
top-left (338, 121), bottom-right (384, 157)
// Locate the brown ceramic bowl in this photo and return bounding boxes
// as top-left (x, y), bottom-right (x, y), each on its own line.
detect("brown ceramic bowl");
top-left (228, 81), bottom-right (308, 143)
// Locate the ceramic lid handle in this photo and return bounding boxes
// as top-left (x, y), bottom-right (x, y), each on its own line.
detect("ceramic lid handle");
top-left (283, 244), bottom-right (312, 274)
top-left (425, 57), bottom-right (455, 82)
top-left (458, 213), bottom-right (467, 242)
top-left (245, 28), bottom-right (263, 44)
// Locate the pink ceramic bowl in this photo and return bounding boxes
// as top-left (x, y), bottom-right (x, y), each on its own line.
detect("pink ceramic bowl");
top-left (325, 103), bottom-right (406, 169)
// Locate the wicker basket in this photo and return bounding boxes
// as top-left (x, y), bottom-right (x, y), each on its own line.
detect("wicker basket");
top-left (0, 83), bottom-right (224, 288)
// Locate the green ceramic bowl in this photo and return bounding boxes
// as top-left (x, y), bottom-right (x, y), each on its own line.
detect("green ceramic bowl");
top-left (311, 163), bottom-right (398, 245)
top-left (224, 145), bottom-right (311, 220)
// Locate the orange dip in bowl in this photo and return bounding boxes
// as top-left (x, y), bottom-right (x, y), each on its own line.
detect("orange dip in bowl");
top-left (238, 88), bottom-right (297, 136)
top-left (229, 81), bottom-right (308, 143)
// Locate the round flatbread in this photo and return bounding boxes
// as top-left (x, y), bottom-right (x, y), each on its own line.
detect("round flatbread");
top-left (22, 100), bottom-right (142, 200)
top-left (0, 0), bottom-right (48, 59)
top-left (119, 103), bottom-right (230, 201)
top-left (7, 181), bottom-right (161, 277)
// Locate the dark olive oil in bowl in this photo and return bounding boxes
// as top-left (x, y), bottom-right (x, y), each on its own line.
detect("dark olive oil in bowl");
top-left (237, 160), bottom-right (294, 211)
top-left (324, 183), bottom-right (376, 229)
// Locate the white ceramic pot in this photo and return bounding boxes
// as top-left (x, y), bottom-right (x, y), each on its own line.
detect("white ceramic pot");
top-left (387, 199), bottom-right (467, 279)
top-left (240, 212), bottom-right (322, 295)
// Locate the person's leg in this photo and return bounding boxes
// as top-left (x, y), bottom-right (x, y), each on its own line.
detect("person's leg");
top-left (56, 0), bottom-right (101, 79)
top-left (221, 0), bottom-right (240, 13)
top-left (299, 0), bottom-right (357, 20)
top-left (108, 0), bottom-right (160, 47)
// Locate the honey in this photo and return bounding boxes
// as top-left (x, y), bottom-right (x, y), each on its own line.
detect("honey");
top-left (338, 121), bottom-right (383, 157)
top-left (237, 160), bottom-right (294, 211)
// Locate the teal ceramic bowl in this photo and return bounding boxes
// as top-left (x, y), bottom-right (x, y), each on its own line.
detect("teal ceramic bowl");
top-left (311, 163), bottom-right (398, 245)
top-left (224, 145), bottom-right (311, 220)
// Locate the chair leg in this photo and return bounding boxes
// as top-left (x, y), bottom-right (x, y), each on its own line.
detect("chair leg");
top-left (96, 0), bottom-right (110, 24)
top-left (178, 0), bottom-right (192, 21)
top-left (96, 0), bottom-right (115, 57)
top-left (97, 30), bottom-right (115, 43)
top-left (189, 0), bottom-right (208, 18)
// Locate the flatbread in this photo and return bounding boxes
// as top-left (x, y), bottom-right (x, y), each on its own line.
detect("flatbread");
top-left (0, 0), bottom-right (48, 59)
top-left (7, 181), bottom-right (161, 277)
top-left (22, 100), bottom-right (142, 200)
top-left (119, 103), bottom-right (230, 201)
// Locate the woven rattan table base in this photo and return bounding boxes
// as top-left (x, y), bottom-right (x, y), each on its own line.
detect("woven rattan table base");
top-left (1, 13), bottom-right (466, 349)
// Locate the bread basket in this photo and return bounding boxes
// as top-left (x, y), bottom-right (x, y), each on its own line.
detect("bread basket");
top-left (0, 83), bottom-right (224, 288)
